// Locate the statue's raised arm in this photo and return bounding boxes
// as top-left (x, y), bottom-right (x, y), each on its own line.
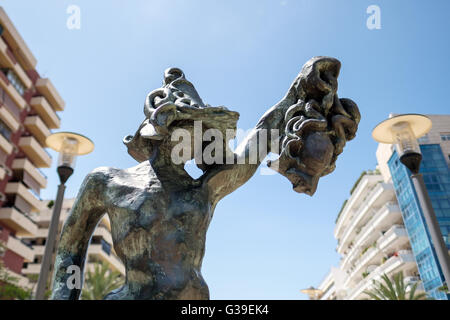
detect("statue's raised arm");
top-left (51, 56), bottom-right (359, 300)
top-left (203, 56), bottom-right (360, 202)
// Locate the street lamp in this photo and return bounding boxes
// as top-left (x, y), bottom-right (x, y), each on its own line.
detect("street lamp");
top-left (35, 132), bottom-right (94, 300)
top-left (300, 286), bottom-right (323, 300)
top-left (372, 113), bottom-right (450, 290)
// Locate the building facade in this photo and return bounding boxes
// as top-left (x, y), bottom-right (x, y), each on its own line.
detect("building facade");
top-left (0, 7), bottom-right (64, 287)
top-left (317, 114), bottom-right (450, 300)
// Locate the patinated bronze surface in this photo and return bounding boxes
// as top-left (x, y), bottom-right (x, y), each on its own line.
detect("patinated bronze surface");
top-left (51, 56), bottom-right (360, 300)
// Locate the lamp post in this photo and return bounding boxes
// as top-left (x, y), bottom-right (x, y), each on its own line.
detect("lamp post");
top-left (372, 113), bottom-right (450, 290)
top-left (300, 286), bottom-right (323, 300)
top-left (35, 132), bottom-right (94, 300)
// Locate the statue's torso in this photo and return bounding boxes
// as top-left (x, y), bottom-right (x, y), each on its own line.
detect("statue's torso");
top-left (99, 164), bottom-right (212, 299)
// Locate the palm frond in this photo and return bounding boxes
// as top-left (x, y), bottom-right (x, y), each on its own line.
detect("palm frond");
top-left (408, 281), bottom-right (418, 300)
top-left (381, 273), bottom-right (397, 300)
top-left (363, 289), bottom-right (382, 300)
top-left (364, 271), bottom-right (430, 300)
top-left (393, 272), bottom-right (405, 300)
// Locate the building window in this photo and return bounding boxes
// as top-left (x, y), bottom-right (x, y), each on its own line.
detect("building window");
top-left (0, 118), bottom-right (12, 140)
top-left (101, 239), bottom-right (111, 255)
top-left (440, 132), bottom-right (450, 141)
top-left (3, 69), bottom-right (25, 96)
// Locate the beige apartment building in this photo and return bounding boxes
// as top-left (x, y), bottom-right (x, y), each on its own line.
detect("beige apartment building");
top-left (0, 6), bottom-right (64, 287)
top-left (0, 7), bottom-right (125, 291)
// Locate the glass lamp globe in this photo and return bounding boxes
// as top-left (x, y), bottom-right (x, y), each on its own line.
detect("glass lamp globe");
top-left (372, 114), bottom-right (432, 174)
top-left (46, 132), bottom-right (94, 183)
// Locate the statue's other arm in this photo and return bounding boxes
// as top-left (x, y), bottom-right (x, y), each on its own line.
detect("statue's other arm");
top-left (50, 168), bottom-right (108, 300)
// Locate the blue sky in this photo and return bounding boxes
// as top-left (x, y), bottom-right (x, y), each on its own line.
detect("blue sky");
top-left (2, 0), bottom-right (450, 299)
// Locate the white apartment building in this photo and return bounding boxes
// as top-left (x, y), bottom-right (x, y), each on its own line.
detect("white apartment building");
top-left (316, 114), bottom-right (450, 300)
top-left (317, 169), bottom-right (420, 300)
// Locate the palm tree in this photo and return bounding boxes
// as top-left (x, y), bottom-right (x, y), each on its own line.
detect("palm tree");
top-left (363, 272), bottom-right (429, 300)
top-left (437, 283), bottom-right (449, 294)
top-left (81, 261), bottom-right (124, 300)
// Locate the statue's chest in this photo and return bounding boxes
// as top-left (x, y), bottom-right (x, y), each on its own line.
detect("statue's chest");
top-left (166, 189), bottom-right (211, 223)
top-left (106, 177), bottom-right (211, 232)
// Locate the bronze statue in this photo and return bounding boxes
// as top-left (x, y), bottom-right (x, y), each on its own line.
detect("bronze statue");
top-left (51, 56), bottom-right (360, 300)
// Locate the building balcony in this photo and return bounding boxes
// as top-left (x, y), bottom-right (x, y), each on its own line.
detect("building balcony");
top-left (0, 105), bottom-right (19, 131)
top-left (88, 244), bottom-right (125, 274)
top-left (24, 115), bottom-right (51, 146)
top-left (35, 78), bottom-right (65, 111)
top-left (5, 234), bottom-right (34, 262)
top-left (0, 36), bottom-right (32, 89)
top-left (12, 158), bottom-right (47, 188)
top-left (0, 207), bottom-right (37, 237)
top-left (0, 165), bottom-right (5, 180)
top-left (33, 204), bottom-right (71, 230)
top-left (28, 228), bottom-right (49, 239)
top-left (0, 84), bottom-right (21, 121)
top-left (29, 96), bottom-right (60, 129)
top-left (319, 283), bottom-right (336, 300)
top-left (0, 34), bottom-right (15, 68)
top-left (32, 244), bottom-right (45, 257)
top-left (335, 174), bottom-right (383, 238)
top-left (18, 135), bottom-right (52, 168)
top-left (5, 181), bottom-right (43, 212)
top-left (341, 203), bottom-right (402, 270)
top-left (347, 251), bottom-right (415, 300)
top-left (10, 60), bottom-right (31, 89)
top-left (4, 267), bottom-right (31, 288)
top-left (0, 66), bottom-right (26, 110)
top-left (343, 224), bottom-right (410, 288)
top-left (337, 182), bottom-right (396, 254)
top-left (93, 225), bottom-right (113, 244)
top-left (0, 130), bottom-right (13, 154)
top-left (22, 262), bottom-right (41, 275)
top-left (377, 225), bottom-right (409, 252)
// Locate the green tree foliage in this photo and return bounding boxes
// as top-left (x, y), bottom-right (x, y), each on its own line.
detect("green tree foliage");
top-left (81, 261), bottom-right (124, 300)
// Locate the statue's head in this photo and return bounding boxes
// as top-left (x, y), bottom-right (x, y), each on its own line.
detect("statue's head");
top-left (123, 68), bottom-right (240, 166)
top-left (268, 56), bottom-right (360, 196)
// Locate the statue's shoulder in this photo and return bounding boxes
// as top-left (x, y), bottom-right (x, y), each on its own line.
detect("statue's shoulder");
top-left (87, 163), bottom-right (148, 182)
top-left (83, 166), bottom-right (122, 187)
top-left (82, 162), bottom-right (152, 191)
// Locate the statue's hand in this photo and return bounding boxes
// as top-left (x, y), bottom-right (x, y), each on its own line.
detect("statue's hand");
top-left (268, 56), bottom-right (360, 195)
